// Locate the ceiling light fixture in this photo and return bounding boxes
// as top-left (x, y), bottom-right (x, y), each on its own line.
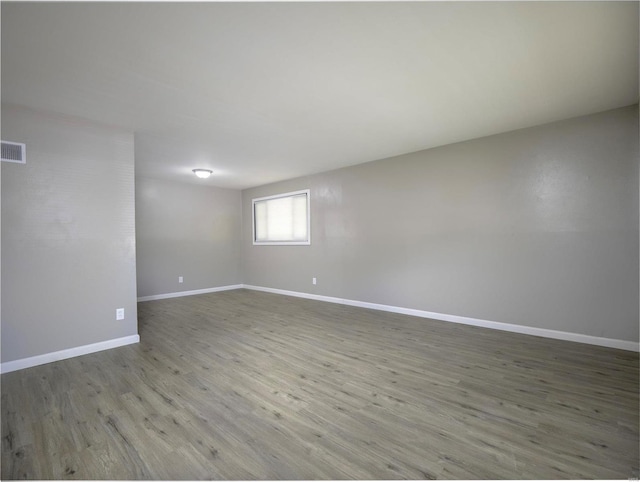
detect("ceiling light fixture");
top-left (192, 169), bottom-right (213, 179)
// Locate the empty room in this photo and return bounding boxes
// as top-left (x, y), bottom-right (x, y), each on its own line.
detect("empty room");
top-left (1, 1), bottom-right (639, 480)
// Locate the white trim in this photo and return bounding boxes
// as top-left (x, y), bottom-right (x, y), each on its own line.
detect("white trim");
top-left (252, 189), bottom-right (311, 245)
top-left (5, 285), bottom-right (634, 374)
top-left (0, 335), bottom-right (140, 374)
top-left (242, 285), bottom-right (640, 352)
top-left (137, 284), bottom-right (243, 302)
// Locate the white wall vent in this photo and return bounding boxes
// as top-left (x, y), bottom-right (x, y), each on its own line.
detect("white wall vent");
top-left (1, 140), bottom-right (26, 164)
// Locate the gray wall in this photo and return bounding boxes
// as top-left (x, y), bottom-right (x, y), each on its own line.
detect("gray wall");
top-left (135, 177), bottom-right (241, 298)
top-left (242, 105), bottom-right (639, 342)
top-left (1, 104), bottom-right (139, 363)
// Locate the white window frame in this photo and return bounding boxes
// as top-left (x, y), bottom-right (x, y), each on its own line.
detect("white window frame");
top-left (252, 189), bottom-right (311, 246)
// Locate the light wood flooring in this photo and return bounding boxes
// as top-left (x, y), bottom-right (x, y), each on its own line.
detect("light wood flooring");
top-left (2, 289), bottom-right (639, 479)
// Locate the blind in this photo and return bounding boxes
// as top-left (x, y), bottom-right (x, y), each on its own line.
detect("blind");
top-left (254, 191), bottom-right (309, 244)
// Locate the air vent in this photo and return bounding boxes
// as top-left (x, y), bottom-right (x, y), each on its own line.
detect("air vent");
top-left (1, 140), bottom-right (26, 164)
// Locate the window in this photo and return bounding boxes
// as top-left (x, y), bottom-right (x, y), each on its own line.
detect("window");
top-left (252, 189), bottom-right (310, 245)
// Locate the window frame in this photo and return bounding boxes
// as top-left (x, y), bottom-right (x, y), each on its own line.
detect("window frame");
top-left (252, 189), bottom-right (311, 246)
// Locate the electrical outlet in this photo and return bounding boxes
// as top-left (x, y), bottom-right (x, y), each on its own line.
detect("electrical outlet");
top-left (178, 276), bottom-right (183, 283)
top-left (312, 277), bottom-right (317, 285)
top-left (116, 308), bottom-right (125, 321)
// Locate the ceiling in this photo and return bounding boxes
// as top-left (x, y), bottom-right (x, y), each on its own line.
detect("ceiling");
top-left (2, 2), bottom-right (638, 190)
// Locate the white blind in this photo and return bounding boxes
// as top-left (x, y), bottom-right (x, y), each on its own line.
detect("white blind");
top-left (254, 191), bottom-right (309, 244)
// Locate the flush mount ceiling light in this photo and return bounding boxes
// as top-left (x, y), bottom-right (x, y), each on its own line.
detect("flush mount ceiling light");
top-left (192, 169), bottom-right (213, 179)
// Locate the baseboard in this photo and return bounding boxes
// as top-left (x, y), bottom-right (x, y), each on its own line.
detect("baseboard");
top-left (5, 285), bottom-right (633, 375)
top-left (242, 284), bottom-right (640, 352)
top-left (137, 284), bottom-right (243, 302)
top-left (0, 334), bottom-right (140, 374)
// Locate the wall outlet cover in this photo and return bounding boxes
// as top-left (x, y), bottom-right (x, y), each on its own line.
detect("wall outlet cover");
top-left (116, 308), bottom-right (125, 321)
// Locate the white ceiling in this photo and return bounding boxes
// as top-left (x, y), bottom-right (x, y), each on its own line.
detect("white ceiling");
top-left (2, 2), bottom-right (638, 189)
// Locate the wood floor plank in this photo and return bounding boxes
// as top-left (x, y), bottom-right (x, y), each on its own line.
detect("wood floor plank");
top-left (2, 289), bottom-right (638, 479)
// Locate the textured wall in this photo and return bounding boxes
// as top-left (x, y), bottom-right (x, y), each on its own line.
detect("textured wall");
top-left (242, 106), bottom-right (639, 342)
top-left (135, 177), bottom-right (241, 298)
top-left (1, 104), bottom-right (138, 363)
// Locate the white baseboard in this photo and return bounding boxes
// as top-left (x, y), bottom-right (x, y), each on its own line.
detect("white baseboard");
top-left (5, 285), bottom-right (634, 375)
top-left (137, 284), bottom-right (243, 302)
top-left (242, 284), bottom-right (640, 352)
top-left (0, 334), bottom-right (140, 374)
